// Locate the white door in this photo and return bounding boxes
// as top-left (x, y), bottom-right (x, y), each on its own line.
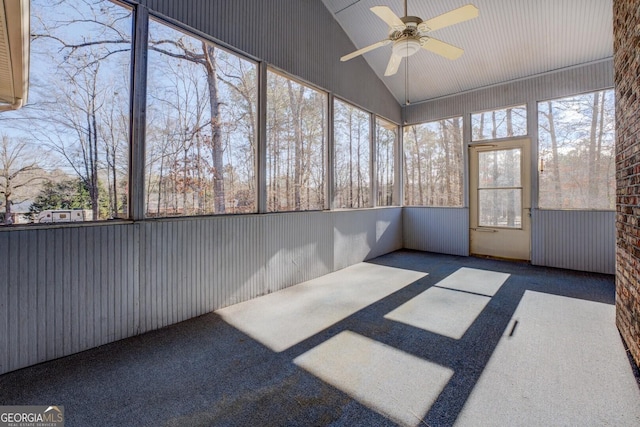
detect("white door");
top-left (469, 139), bottom-right (531, 260)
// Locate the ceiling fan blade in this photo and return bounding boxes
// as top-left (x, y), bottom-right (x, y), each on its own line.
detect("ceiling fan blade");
top-left (384, 53), bottom-right (402, 76)
top-left (340, 40), bottom-right (390, 62)
top-left (371, 6), bottom-right (405, 30)
top-left (422, 37), bottom-right (464, 60)
top-left (421, 4), bottom-right (479, 32)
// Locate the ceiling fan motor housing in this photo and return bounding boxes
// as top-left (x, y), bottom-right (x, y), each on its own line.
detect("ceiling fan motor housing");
top-left (339, 4), bottom-right (478, 75)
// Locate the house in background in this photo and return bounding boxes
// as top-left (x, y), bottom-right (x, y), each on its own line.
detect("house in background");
top-left (0, 0), bottom-right (638, 384)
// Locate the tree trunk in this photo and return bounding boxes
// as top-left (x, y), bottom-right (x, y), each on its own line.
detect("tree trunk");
top-left (442, 121), bottom-right (452, 205)
top-left (452, 118), bottom-right (463, 205)
top-left (403, 138), bottom-right (410, 205)
top-left (596, 92), bottom-right (607, 207)
top-left (348, 112), bottom-right (353, 207)
top-left (287, 81), bottom-right (304, 211)
top-left (588, 92), bottom-right (600, 202)
top-left (203, 43), bottom-right (225, 213)
top-left (412, 126), bottom-right (423, 204)
top-left (544, 102), bottom-right (562, 207)
top-left (477, 112), bottom-right (485, 140)
top-left (3, 192), bottom-right (11, 225)
top-left (88, 83), bottom-right (100, 220)
top-left (506, 108), bottom-right (516, 226)
top-left (491, 111), bottom-right (498, 225)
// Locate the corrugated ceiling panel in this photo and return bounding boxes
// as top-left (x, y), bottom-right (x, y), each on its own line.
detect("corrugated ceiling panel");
top-left (323, 0), bottom-right (361, 14)
top-left (323, 0), bottom-right (613, 103)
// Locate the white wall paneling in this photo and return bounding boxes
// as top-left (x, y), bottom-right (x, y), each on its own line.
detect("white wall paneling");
top-left (403, 207), bottom-right (469, 256)
top-left (0, 208), bottom-right (401, 375)
top-left (531, 209), bottom-right (615, 274)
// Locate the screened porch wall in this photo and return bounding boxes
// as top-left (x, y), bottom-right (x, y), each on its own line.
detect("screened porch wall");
top-left (402, 60), bottom-right (615, 274)
top-left (139, 0), bottom-right (402, 124)
top-left (0, 208), bottom-right (402, 375)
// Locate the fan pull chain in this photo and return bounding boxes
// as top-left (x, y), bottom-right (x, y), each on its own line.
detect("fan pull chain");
top-left (405, 47), bottom-right (410, 105)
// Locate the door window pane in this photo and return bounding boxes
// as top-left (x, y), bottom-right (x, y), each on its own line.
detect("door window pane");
top-left (478, 149), bottom-right (521, 188)
top-left (479, 189), bottom-right (522, 228)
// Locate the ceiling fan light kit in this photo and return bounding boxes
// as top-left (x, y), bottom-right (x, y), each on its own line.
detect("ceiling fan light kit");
top-left (340, 2), bottom-right (479, 77)
top-left (392, 38), bottom-right (422, 58)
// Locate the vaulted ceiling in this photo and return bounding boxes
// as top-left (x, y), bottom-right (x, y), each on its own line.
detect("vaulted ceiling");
top-left (322, 0), bottom-right (613, 105)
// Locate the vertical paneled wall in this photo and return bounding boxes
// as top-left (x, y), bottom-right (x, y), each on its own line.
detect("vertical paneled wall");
top-left (0, 225), bottom-right (140, 375)
top-left (403, 208), bottom-right (469, 256)
top-left (402, 61), bottom-right (615, 273)
top-left (0, 208), bottom-right (402, 375)
top-left (531, 210), bottom-right (616, 274)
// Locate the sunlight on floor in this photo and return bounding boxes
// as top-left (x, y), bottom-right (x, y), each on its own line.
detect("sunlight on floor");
top-left (216, 263), bottom-right (426, 352)
top-left (455, 291), bottom-right (640, 426)
top-left (294, 331), bottom-right (454, 427)
top-left (434, 267), bottom-right (510, 296)
top-left (384, 268), bottom-right (509, 339)
top-left (385, 286), bottom-right (491, 339)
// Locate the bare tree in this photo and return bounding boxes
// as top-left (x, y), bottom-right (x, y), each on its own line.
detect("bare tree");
top-left (0, 135), bottom-right (46, 224)
top-left (26, 0), bottom-right (133, 220)
top-left (538, 90), bottom-right (615, 209)
top-left (149, 36), bottom-right (227, 213)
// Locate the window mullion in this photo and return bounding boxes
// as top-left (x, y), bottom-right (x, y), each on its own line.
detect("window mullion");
top-left (129, 4), bottom-right (149, 221)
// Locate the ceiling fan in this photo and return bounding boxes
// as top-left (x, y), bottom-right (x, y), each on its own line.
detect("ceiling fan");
top-left (340, 1), bottom-right (479, 76)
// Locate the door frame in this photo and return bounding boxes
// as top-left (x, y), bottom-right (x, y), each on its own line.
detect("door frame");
top-left (469, 138), bottom-right (531, 260)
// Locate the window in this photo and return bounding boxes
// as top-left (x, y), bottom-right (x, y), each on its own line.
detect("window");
top-left (478, 148), bottom-right (522, 228)
top-left (333, 100), bottom-right (371, 208)
top-left (145, 19), bottom-right (257, 217)
top-left (0, 0), bottom-right (132, 225)
top-left (471, 105), bottom-right (527, 141)
top-left (376, 118), bottom-right (397, 206)
top-left (538, 90), bottom-right (615, 209)
top-left (403, 117), bottom-right (464, 207)
top-left (266, 71), bottom-right (327, 212)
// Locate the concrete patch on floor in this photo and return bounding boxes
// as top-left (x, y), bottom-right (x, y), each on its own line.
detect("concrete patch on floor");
top-left (385, 286), bottom-right (491, 339)
top-left (455, 290), bottom-right (640, 426)
top-left (294, 330), bottom-right (453, 427)
top-left (216, 263), bottom-right (426, 352)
